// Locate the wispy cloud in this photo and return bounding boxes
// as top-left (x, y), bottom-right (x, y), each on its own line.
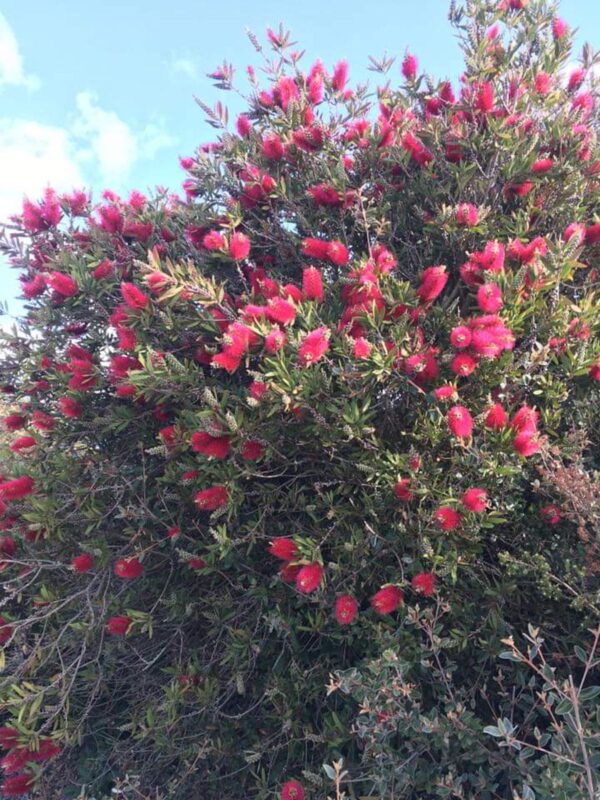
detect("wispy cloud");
top-left (169, 56), bottom-right (198, 80)
top-left (0, 12), bottom-right (40, 91)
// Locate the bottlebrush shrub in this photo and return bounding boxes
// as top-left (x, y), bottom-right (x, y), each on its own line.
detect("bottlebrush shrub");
top-left (1, 1), bottom-right (600, 798)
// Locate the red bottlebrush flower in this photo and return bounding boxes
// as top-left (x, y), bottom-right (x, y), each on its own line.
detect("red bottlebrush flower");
top-left (309, 183), bottom-right (343, 206)
top-left (447, 405), bottom-right (474, 440)
top-left (113, 557), bottom-right (143, 580)
top-left (416, 265), bottom-right (448, 304)
top-left (434, 384), bottom-right (457, 401)
top-left (194, 485), bottom-right (229, 511)
top-left (212, 350), bottom-right (242, 374)
top-left (456, 203), bottom-right (479, 227)
top-left (296, 562), bottom-right (323, 593)
top-left (283, 283), bottom-right (303, 303)
top-left (394, 478), bottom-right (414, 502)
top-left (107, 615), bottom-right (132, 636)
top-left (121, 282), bottom-right (149, 311)
top-left (123, 221), bottom-right (153, 242)
top-left (281, 779), bottom-right (305, 800)
top-left (411, 572), bottom-right (436, 597)
top-left (552, 16), bottom-right (568, 39)
top-left (462, 487), bottom-right (488, 512)
top-left (21, 273), bottom-right (46, 299)
top-left (9, 436), bottom-right (36, 453)
top-left (510, 405), bottom-right (539, 434)
top-left (262, 133), bottom-right (284, 160)
top-left (331, 60), bottom-right (348, 92)
top-left (534, 72), bottom-right (552, 96)
top-left (450, 326), bottom-right (472, 349)
top-left (302, 238), bottom-right (330, 260)
top-left (46, 271), bottom-right (78, 298)
top-left (159, 425), bottom-right (177, 450)
top-left (434, 506), bottom-right (463, 531)
top-left (335, 595), bottom-right (358, 625)
top-left (224, 321), bottom-right (258, 356)
top-left (189, 557), bottom-right (206, 571)
top-left (353, 337), bottom-right (371, 359)
top-left (292, 125), bottom-right (324, 152)
top-left (401, 52), bottom-right (418, 81)
top-left (0, 536), bottom-right (16, 557)
top-left (191, 431), bottom-right (231, 460)
top-left (266, 298), bottom-right (296, 326)
top-left (584, 223), bottom-right (600, 245)
top-left (0, 726), bottom-right (19, 749)
top-left (229, 232), bottom-right (251, 260)
top-left (3, 414), bottom-right (25, 432)
top-left (477, 283), bottom-right (503, 313)
top-left (269, 537), bottom-right (299, 561)
top-left (0, 476), bottom-right (35, 501)
top-left (71, 553), bottom-right (94, 573)
top-left (0, 617), bottom-right (14, 644)
top-left (474, 81), bottom-right (495, 113)
top-left (540, 504), bottom-right (561, 525)
top-left (249, 380), bottom-right (268, 401)
top-left (505, 180), bottom-right (534, 200)
top-left (202, 230), bottom-right (226, 250)
top-left (589, 362), bottom-right (600, 381)
top-left (236, 114), bottom-right (251, 137)
top-left (370, 585), bottom-right (403, 615)
top-left (298, 327), bottom-right (330, 366)
top-left (451, 354), bottom-right (478, 377)
top-left (1, 772), bottom-right (35, 797)
top-left (513, 431), bottom-right (540, 457)
top-left (302, 266), bottom-right (324, 302)
top-left (326, 240), bottom-right (349, 266)
top-left (265, 327), bottom-right (286, 353)
top-left (532, 157), bottom-right (554, 174)
top-left (240, 440), bottom-right (264, 461)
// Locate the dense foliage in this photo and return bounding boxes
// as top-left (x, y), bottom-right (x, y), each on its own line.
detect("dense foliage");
top-left (0, 1), bottom-right (599, 798)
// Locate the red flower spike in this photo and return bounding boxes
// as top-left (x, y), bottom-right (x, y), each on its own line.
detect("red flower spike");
top-left (269, 537), bottom-right (298, 561)
top-left (281, 779), bottom-right (305, 800)
top-left (107, 615), bottom-right (132, 636)
top-left (370, 585), bottom-right (403, 615)
top-left (194, 485), bottom-right (229, 511)
top-left (190, 431), bottom-right (231, 460)
top-left (295, 562), bottom-right (323, 593)
top-left (113, 558), bottom-right (143, 580)
top-left (298, 327), bottom-right (330, 366)
top-left (416, 265), bottom-right (448, 304)
top-left (121, 282), bottom-right (149, 311)
top-left (411, 572), bottom-right (436, 597)
top-left (462, 488), bottom-right (488, 512)
top-left (485, 402), bottom-right (508, 431)
top-left (71, 553), bottom-right (94, 573)
top-left (335, 595), bottom-right (358, 625)
top-left (394, 478), bottom-right (414, 502)
top-left (540, 505), bottom-right (561, 525)
top-left (434, 506), bottom-right (462, 531)
top-left (447, 405), bottom-right (474, 440)
top-left (229, 232), bottom-right (251, 260)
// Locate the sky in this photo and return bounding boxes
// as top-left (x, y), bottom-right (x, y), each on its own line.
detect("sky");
top-left (0, 0), bottom-right (596, 317)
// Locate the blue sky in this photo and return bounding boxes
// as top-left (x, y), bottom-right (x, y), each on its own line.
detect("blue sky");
top-left (0, 0), bottom-right (596, 315)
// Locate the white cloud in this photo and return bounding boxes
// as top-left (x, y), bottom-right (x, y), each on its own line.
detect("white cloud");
top-left (0, 93), bottom-right (176, 225)
top-left (72, 91), bottom-right (140, 182)
top-left (170, 56), bottom-right (198, 79)
top-left (0, 12), bottom-right (40, 91)
top-left (0, 119), bottom-right (84, 222)
top-left (71, 91), bottom-right (176, 184)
